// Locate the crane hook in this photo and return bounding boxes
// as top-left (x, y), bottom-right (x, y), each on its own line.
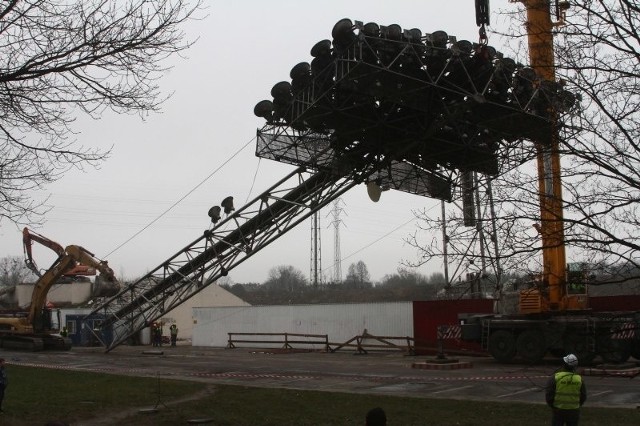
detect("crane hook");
top-left (475, 0), bottom-right (490, 45)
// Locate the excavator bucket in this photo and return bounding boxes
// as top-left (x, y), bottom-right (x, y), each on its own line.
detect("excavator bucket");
top-left (92, 275), bottom-right (121, 298)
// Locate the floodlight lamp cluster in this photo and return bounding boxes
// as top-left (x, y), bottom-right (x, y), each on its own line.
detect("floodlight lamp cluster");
top-left (208, 196), bottom-right (235, 224)
top-left (254, 18), bottom-right (578, 178)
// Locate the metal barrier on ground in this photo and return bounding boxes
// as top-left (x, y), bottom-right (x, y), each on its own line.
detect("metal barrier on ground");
top-left (226, 330), bottom-right (416, 354)
top-left (329, 330), bottom-right (415, 355)
top-left (226, 332), bottom-right (329, 351)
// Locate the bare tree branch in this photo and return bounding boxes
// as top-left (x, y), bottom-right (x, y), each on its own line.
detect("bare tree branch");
top-left (0, 0), bottom-right (204, 224)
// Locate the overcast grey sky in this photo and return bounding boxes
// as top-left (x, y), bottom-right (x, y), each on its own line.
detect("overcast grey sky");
top-left (1, 0), bottom-right (521, 284)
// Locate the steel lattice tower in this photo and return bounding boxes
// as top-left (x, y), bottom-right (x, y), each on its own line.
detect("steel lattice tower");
top-left (330, 199), bottom-right (344, 283)
top-left (310, 211), bottom-right (322, 286)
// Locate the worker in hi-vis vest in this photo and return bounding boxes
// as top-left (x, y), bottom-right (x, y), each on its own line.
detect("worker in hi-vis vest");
top-left (545, 354), bottom-right (587, 426)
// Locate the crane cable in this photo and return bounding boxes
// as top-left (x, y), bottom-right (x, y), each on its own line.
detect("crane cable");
top-left (104, 137), bottom-right (256, 258)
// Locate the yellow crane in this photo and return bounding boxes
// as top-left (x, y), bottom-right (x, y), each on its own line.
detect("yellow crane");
top-left (460, 1), bottom-right (637, 365)
top-left (511, 0), bottom-right (585, 313)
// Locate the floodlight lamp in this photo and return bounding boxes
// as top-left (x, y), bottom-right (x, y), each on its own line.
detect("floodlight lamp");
top-left (290, 62), bottom-right (310, 80)
top-left (290, 63), bottom-right (311, 94)
top-left (517, 67), bottom-right (538, 83)
top-left (452, 40), bottom-right (473, 56)
top-left (332, 18), bottom-right (355, 47)
top-left (386, 24), bottom-right (402, 41)
top-left (208, 206), bottom-right (221, 223)
top-left (431, 30), bottom-right (449, 48)
top-left (310, 39), bottom-right (332, 58)
top-left (498, 57), bottom-right (516, 75)
top-left (407, 28), bottom-right (422, 43)
top-left (221, 196), bottom-right (235, 214)
top-left (311, 55), bottom-right (332, 75)
top-left (253, 100), bottom-right (273, 120)
top-left (366, 180), bottom-right (382, 202)
top-left (539, 80), bottom-right (560, 100)
top-left (362, 22), bottom-right (380, 37)
top-left (271, 81), bottom-right (292, 102)
top-left (481, 45), bottom-right (497, 59)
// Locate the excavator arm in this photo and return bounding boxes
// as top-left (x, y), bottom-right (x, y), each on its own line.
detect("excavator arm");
top-left (22, 227), bottom-right (64, 277)
top-left (23, 228), bottom-right (97, 278)
top-left (29, 245), bottom-right (119, 333)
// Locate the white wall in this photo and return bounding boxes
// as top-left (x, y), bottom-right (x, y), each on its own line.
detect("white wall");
top-left (160, 284), bottom-right (250, 342)
top-left (192, 301), bottom-right (413, 348)
top-left (59, 284), bottom-right (249, 344)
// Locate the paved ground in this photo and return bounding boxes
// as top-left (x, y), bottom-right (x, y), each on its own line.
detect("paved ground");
top-left (4, 344), bottom-right (640, 410)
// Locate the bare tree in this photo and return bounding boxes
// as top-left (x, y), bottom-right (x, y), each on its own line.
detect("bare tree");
top-left (498, 1), bottom-right (640, 283)
top-left (407, 166), bottom-right (540, 295)
top-left (553, 1), bottom-right (640, 284)
top-left (0, 0), bottom-right (203, 224)
top-left (0, 255), bottom-right (35, 287)
top-left (264, 265), bottom-right (308, 293)
top-left (345, 260), bottom-right (371, 289)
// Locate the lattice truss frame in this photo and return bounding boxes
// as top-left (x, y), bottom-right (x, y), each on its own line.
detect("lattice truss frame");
top-left (254, 19), bottom-right (575, 196)
top-left (256, 125), bottom-right (453, 201)
top-left (89, 155), bottom-right (379, 351)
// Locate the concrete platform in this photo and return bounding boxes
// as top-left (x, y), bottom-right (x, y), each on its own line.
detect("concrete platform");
top-left (4, 345), bottom-right (640, 409)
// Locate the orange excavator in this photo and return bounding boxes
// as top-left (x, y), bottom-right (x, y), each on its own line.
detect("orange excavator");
top-left (0, 231), bottom-right (121, 350)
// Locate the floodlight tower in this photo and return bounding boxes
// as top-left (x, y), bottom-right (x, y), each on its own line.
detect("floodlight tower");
top-left (90, 17), bottom-right (575, 353)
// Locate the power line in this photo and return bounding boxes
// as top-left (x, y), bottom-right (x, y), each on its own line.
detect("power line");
top-left (103, 137), bottom-right (255, 258)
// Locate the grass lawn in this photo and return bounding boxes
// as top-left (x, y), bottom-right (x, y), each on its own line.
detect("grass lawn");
top-left (3, 365), bottom-right (639, 425)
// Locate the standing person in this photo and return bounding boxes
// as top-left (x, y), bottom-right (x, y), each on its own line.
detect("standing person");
top-left (155, 323), bottom-right (163, 347)
top-left (158, 323), bottom-right (164, 347)
top-left (151, 323), bottom-right (161, 347)
top-left (151, 323), bottom-right (157, 347)
top-left (0, 358), bottom-right (7, 413)
top-left (169, 324), bottom-right (178, 347)
top-left (546, 354), bottom-right (587, 426)
top-left (365, 407), bottom-right (386, 426)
